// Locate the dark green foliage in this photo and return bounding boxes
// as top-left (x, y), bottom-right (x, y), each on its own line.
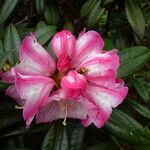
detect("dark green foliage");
top-left (0, 0), bottom-right (150, 149)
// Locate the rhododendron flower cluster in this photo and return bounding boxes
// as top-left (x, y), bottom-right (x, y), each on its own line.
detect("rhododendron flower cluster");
top-left (1, 30), bottom-right (128, 128)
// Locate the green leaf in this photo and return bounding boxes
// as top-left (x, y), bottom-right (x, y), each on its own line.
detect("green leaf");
top-left (80, 0), bottom-right (97, 18)
top-left (118, 46), bottom-right (150, 77)
top-left (0, 80), bottom-right (9, 91)
top-left (104, 38), bottom-right (115, 50)
top-left (0, 0), bottom-right (19, 25)
top-left (2, 124), bottom-right (51, 137)
top-left (87, 1), bottom-right (105, 27)
top-left (0, 51), bottom-right (13, 69)
top-left (105, 109), bottom-right (150, 144)
top-left (36, 22), bottom-right (57, 45)
top-left (44, 4), bottom-right (59, 25)
top-left (35, 0), bottom-right (45, 13)
top-left (81, 0), bottom-right (105, 27)
top-left (132, 79), bottom-right (149, 102)
top-left (3, 24), bottom-right (21, 65)
top-left (68, 122), bottom-right (85, 150)
top-left (42, 122), bottom-right (68, 150)
top-left (0, 39), bottom-right (3, 52)
top-left (125, 0), bottom-right (146, 39)
top-left (127, 98), bottom-right (150, 118)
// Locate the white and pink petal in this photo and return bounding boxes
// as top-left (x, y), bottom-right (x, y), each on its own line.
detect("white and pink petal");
top-left (14, 72), bottom-right (55, 126)
top-left (18, 34), bottom-right (56, 77)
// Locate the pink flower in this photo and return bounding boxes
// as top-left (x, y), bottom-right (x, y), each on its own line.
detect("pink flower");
top-left (1, 30), bottom-right (128, 128)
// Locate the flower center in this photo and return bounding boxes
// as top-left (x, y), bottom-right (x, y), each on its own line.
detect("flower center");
top-left (53, 72), bottom-right (65, 87)
top-left (77, 67), bottom-right (88, 74)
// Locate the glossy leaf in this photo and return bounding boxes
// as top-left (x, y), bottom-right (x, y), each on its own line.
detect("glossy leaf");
top-left (127, 98), bottom-right (150, 118)
top-left (80, 0), bottom-right (98, 18)
top-left (132, 79), bottom-right (149, 102)
top-left (0, 0), bottom-right (19, 25)
top-left (42, 122), bottom-right (68, 150)
top-left (106, 109), bottom-right (150, 144)
top-left (125, 0), bottom-right (145, 39)
top-left (68, 122), bottom-right (85, 150)
top-left (36, 22), bottom-right (57, 45)
top-left (3, 24), bottom-right (21, 65)
top-left (118, 46), bottom-right (150, 77)
top-left (2, 124), bottom-right (51, 137)
top-left (44, 4), bottom-right (59, 25)
top-left (0, 39), bottom-right (3, 52)
top-left (87, 2), bottom-right (105, 27)
top-left (0, 51), bottom-right (13, 69)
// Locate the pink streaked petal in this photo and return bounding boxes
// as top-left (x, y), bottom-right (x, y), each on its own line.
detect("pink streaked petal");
top-left (79, 97), bottom-right (112, 128)
top-left (19, 34), bottom-right (56, 76)
top-left (1, 71), bottom-right (15, 83)
top-left (61, 70), bottom-right (87, 90)
top-left (76, 49), bottom-right (119, 75)
top-left (6, 85), bottom-right (26, 106)
top-left (57, 54), bottom-right (71, 73)
top-left (83, 83), bottom-right (128, 109)
top-left (71, 31), bottom-right (104, 67)
top-left (36, 100), bottom-right (87, 123)
top-left (51, 30), bottom-right (76, 58)
top-left (87, 75), bottom-right (116, 88)
top-left (14, 72), bottom-right (54, 125)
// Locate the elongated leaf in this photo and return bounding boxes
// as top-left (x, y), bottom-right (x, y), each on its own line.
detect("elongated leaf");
top-left (36, 22), bottom-right (57, 45)
top-left (2, 124), bottom-right (51, 137)
top-left (132, 79), bottom-right (149, 102)
top-left (42, 122), bottom-right (68, 150)
top-left (3, 24), bottom-right (21, 65)
top-left (35, 0), bottom-right (45, 13)
top-left (125, 0), bottom-right (145, 38)
top-left (127, 98), bottom-right (150, 118)
top-left (87, 1), bottom-right (105, 27)
top-left (44, 3), bottom-right (59, 25)
top-left (0, 0), bottom-right (19, 25)
top-left (105, 109), bottom-right (150, 144)
top-left (0, 51), bottom-right (13, 69)
top-left (68, 122), bottom-right (85, 150)
top-left (0, 39), bottom-right (3, 52)
top-left (118, 46), bottom-right (150, 77)
top-left (80, 0), bottom-right (98, 18)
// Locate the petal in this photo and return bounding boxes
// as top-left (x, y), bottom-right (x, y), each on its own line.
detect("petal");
top-left (1, 71), bottom-right (15, 83)
top-left (6, 85), bottom-right (26, 106)
top-left (36, 99), bottom-right (87, 123)
top-left (76, 49), bottom-right (119, 78)
top-left (51, 30), bottom-right (76, 58)
top-left (83, 83), bottom-right (128, 109)
top-left (61, 71), bottom-right (87, 98)
top-left (61, 70), bottom-right (87, 89)
top-left (79, 95), bottom-right (112, 128)
top-left (57, 53), bottom-right (71, 73)
top-left (71, 31), bottom-right (104, 67)
top-left (17, 34), bottom-right (56, 77)
top-left (15, 72), bottom-right (54, 126)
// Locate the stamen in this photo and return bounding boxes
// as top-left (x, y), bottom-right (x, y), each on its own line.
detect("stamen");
top-left (2, 63), bottom-right (11, 72)
top-left (62, 103), bottom-right (68, 126)
top-left (78, 67), bottom-right (88, 74)
top-left (15, 105), bottom-right (23, 109)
